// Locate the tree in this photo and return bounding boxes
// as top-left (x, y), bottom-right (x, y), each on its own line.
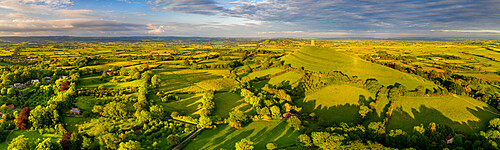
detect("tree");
top-left (60, 81), bottom-right (70, 91)
top-left (167, 134), bottom-right (180, 145)
top-left (266, 143), bottom-right (277, 150)
top-left (368, 122), bottom-right (386, 140)
top-left (16, 107), bottom-right (30, 130)
top-left (270, 106), bottom-right (281, 119)
top-left (149, 105), bottom-right (165, 119)
top-left (229, 110), bottom-right (247, 128)
top-left (98, 133), bottom-right (120, 150)
top-left (244, 65), bottom-right (252, 73)
top-left (235, 138), bottom-right (254, 150)
top-left (118, 140), bottom-right (143, 150)
top-left (36, 138), bottom-right (59, 150)
top-left (8, 135), bottom-right (31, 150)
top-left (132, 72), bottom-right (141, 80)
top-left (489, 118), bottom-right (500, 130)
top-left (60, 131), bottom-right (72, 150)
top-left (151, 75), bottom-right (161, 88)
top-left (311, 132), bottom-right (345, 150)
top-left (198, 116), bottom-right (212, 128)
top-left (287, 116), bottom-right (301, 130)
top-left (29, 105), bottom-right (50, 129)
top-left (298, 134), bottom-right (312, 147)
top-left (7, 87), bottom-right (16, 96)
top-left (135, 110), bottom-right (151, 123)
top-left (387, 86), bottom-right (400, 101)
top-left (182, 59), bottom-right (190, 66)
top-left (102, 101), bottom-right (128, 119)
top-left (358, 106), bottom-right (372, 119)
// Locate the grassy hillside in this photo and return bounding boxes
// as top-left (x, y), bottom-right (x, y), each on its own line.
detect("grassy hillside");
top-left (296, 84), bottom-right (374, 123)
top-left (387, 95), bottom-right (500, 133)
top-left (282, 46), bottom-right (437, 89)
top-left (184, 120), bottom-right (300, 149)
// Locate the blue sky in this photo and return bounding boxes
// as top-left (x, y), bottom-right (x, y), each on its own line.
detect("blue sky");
top-left (0, 0), bottom-right (498, 38)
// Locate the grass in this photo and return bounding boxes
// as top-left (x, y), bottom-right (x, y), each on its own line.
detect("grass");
top-left (195, 78), bottom-right (238, 91)
top-left (268, 70), bottom-right (302, 85)
top-left (282, 46), bottom-right (437, 89)
top-left (78, 76), bottom-right (144, 89)
top-left (246, 67), bottom-right (285, 79)
top-left (0, 130), bottom-right (62, 149)
top-left (153, 69), bottom-right (229, 92)
top-left (387, 95), bottom-right (500, 133)
top-left (213, 92), bottom-right (253, 118)
top-left (184, 120), bottom-right (300, 149)
top-left (296, 84), bottom-right (374, 123)
top-left (160, 94), bottom-right (203, 115)
top-left (63, 116), bottom-right (92, 132)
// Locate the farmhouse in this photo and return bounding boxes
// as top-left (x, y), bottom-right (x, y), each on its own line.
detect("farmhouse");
top-left (282, 112), bottom-right (297, 118)
top-left (13, 83), bottom-right (24, 88)
top-left (445, 134), bottom-right (454, 144)
top-left (69, 108), bottom-right (81, 115)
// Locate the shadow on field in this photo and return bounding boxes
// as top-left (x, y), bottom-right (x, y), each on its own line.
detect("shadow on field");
top-left (388, 105), bottom-right (496, 133)
top-left (187, 121), bottom-right (300, 149)
top-left (296, 96), bottom-right (371, 126)
top-left (158, 71), bottom-right (221, 91)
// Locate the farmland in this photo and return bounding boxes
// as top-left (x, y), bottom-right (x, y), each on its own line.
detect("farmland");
top-left (0, 37), bottom-right (498, 149)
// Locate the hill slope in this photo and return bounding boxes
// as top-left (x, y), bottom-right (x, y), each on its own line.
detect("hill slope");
top-left (282, 46), bottom-right (437, 89)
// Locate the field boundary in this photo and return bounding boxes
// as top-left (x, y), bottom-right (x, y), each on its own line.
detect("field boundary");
top-left (452, 94), bottom-right (500, 116)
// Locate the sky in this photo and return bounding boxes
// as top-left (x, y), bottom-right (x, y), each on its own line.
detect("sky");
top-left (0, 0), bottom-right (499, 38)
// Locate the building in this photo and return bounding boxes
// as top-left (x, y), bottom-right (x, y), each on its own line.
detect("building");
top-left (31, 79), bottom-right (40, 83)
top-left (13, 83), bottom-right (24, 88)
top-left (282, 112), bottom-right (296, 118)
top-left (445, 134), bottom-right (454, 144)
top-left (7, 104), bottom-right (14, 111)
top-left (69, 108), bottom-right (81, 115)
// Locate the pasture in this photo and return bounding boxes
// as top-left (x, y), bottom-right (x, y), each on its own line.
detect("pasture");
top-left (282, 46), bottom-right (437, 89)
top-left (387, 95), bottom-right (500, 133)
top-left (296, 84), bottom-right (374, 123)
top-left (184, 120), bottom-right (300, 149)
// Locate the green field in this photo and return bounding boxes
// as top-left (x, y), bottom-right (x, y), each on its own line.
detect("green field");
top-left (296, 84), bottom-right (374, 123)
top-left (268, 70), bottom-right (302, 85)
top-left (0, 130), bottom-right (61, 149)
top-left (160, 94), bottom-right (203, 115)
top-left (184, 120), bottom-right (300, 149)
top-left (388, 95), bottom-right (500, 133)
top-left (282, 46), bottom-right (437, 89)
top-left (246, 67), bottom-right (285, 79)
top-left (213, 92), bottom-right (253, 118)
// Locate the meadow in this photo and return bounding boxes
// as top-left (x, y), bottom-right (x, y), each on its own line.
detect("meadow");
top-left (184, 120), bottom-right (300, 149)
top-left (282, 46), bottom-right (437, 89)
top-left (387, 95), bottom-right (500, 133)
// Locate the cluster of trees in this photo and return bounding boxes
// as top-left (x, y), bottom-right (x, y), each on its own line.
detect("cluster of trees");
top-left (294, 120), bottom-right (498, 149)
top-left (77, 87), bottom-right (138, 97)
top-left (198, 90), bottom-right (215, 116)
top-left (371, 60), bottom-right (500, 110)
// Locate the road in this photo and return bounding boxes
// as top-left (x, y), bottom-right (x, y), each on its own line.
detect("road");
top-left (171, 128), bottom-right (203, 150)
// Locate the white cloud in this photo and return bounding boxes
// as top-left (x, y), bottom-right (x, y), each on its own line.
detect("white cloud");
top-left (0, 19), bottom-right (146, 33)
top-left (147, 24), bottom-right (166, 34)
top-left (54, 9), bottom-right (97, 17)
top-left (435, 30), bottom-right (500, 34)
top-left (0, 0), bottom-right (72, 14)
